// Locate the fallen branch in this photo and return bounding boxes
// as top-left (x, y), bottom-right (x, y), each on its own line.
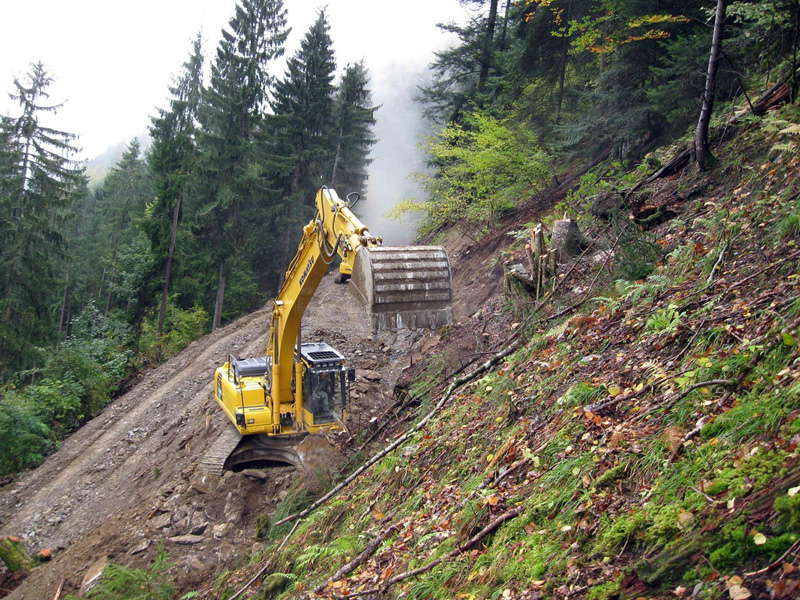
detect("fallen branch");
top-left (53, 579), bottom-right (65, 600)
top-left (631, 379), bottom-right (733, 424)
top-left (341, 506), bottom-right (524, 598)
top-left (312, 523), bottom-right (400, 595)
top-left (273, 337), bottom-right (526, 528)
top-left (745, 536), bottom-right (800, 577)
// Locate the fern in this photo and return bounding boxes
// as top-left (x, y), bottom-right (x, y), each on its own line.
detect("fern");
top-left (66, 545), bottom-right (174, 600)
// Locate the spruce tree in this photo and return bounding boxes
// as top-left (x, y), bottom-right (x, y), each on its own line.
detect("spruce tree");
top-left (330, 61), bottom-right (378, 194)
top-left (146, 33), bottom-right (204, 353)
top-left (195, 0), bottom-right (289, 330)
top-left (270, 8), bottom-right (337, 200)
top-left (267, 9), bottom-right (337, 271)
top-left (0, 62), bottom-right (85, 375)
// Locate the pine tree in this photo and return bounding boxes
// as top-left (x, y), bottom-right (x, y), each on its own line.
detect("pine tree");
top-left (0, 62), bottom-right (85, 375)
top-left (146, 33), bottom-right (204, 355)
top-left (270, 8), bottom-right (337, 200)
top-left (419, 0), bottom-right (508, 123)
top-left (267, 9), bottom-right (337, 275)
top-left (330, 61), bottom-right (378, 194)
top-left (195, 0), bottom-right (289, 330)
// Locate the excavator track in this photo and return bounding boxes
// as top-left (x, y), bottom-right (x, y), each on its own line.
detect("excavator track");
top-left (224, 434), bottom-right (306, 471)
top-left (200, 426), bottom-right (243, 476)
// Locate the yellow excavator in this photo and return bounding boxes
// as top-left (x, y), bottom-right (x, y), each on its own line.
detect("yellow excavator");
top-left (204, 187), bottom-right (453, 473)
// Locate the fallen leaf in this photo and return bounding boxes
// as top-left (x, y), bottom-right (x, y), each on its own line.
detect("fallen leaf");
top-left (677, 511), bottom-right (694, 528)
top-left (729, 584), bottom-right (752, 600)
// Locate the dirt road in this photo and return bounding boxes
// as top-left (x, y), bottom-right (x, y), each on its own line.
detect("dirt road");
top-left (0, 275), bottom-right (417, 598)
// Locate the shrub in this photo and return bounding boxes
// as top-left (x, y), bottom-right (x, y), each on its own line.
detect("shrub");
top-left (139, 301), bottom-right (208, 364)
top-left (0, 392), bottom-right (51, 476)
top-left (409, 110), bottom-right (552, 237)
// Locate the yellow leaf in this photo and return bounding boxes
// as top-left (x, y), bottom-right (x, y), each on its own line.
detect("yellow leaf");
top-left (608, 386), bottom-right (621, 397)
top-left (728, 584), bottom-right (752, 600)
top-left (677, 511), bottom-right (694, 528)
top-left (487, 454), bottom-right (494, 462)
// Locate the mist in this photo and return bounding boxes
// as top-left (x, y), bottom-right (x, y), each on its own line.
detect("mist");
top-left (354, 62), bottom-right (436, 246)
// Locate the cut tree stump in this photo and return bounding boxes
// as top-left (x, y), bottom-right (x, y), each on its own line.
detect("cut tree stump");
top-left (0, 536), bottom-right (35, 572)
top-left (551, 219), bottom-right (591, 261)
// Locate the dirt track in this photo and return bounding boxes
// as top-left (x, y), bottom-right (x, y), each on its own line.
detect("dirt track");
top-left (0, 275), bottom-right (418, 598)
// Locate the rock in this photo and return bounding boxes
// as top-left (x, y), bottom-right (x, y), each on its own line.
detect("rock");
top-left (129, 539), bottom-right (151, 555)
top-left (148, 512), bottom-right (172, 530)
top-left (189, 557), bottom-right (206, 571)
top-left (295, 435), bottom-right (345, 474)
top-left (360, 370), bottom-right (382, 382)
top-left (217, 542), bottom-right (237, 563)
top-left (169, 534), bottom-right (205, 545)
top-left (190, 522), bottom-right (208, 536)
top-left (189, 470), bottom-right (219, 494)
top-left (212, 523), bottom-right (230, 539)
top-left (241, 469), bottom-right (268, 481)
top-left (80, 557), bottom-right (109, 595)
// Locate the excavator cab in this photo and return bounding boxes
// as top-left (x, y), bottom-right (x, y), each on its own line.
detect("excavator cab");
top-left (299, 343), bottom-right (348, 428)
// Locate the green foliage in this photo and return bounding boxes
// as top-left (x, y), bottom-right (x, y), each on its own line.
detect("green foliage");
top-left (139, 301), bottom-right (208, 365)
top-left (644, 306), bottom-right (680, 334)
top-left (66, 544), bottom-right (174, 600)
top-left (0, 393), bottom-right (51, 475)
top-left (413, 111), bottom-right (551, 236)
top-left (613, 219), bottom-right (661, 281)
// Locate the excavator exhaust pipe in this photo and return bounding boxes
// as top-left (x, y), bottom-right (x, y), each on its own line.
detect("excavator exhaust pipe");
top-left (348, 246), bottom-right (454, 332)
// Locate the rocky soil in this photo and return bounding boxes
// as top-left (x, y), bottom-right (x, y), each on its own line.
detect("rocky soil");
top-left (0, 274), bottom-right (454, 599)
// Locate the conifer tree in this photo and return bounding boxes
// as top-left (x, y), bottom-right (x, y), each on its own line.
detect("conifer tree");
top-left (146, 33), bottom-right (204, 354)
top-left (267, 9), bottom-right (337, 269)
top-left (330, 61), bottom-right (378, 193)
top-left (0, 62), bottom-right (85, 374)
top-left (195, 0), bottom-right (289, 330)
top-left (270, 8), bottom-right (337, 201)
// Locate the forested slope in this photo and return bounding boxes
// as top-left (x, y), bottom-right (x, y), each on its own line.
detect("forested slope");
top-left (195, 91), bottom-right (800, 600)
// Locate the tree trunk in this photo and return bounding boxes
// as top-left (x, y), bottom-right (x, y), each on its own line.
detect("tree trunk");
top-left (331, 127), bottom-right (342, 186)
top-left (793, 0), bottom-right (799, 102)
top-left (156, 190), bottom-right (182, 360)
top-left (478, 0), bottom-right (500, 92)
top-left (499, 0), bottom-right (511, 50)
top-left (696, 0), bottom-right (727, 171)
top-left (0, 536), bottom-right (35, 572)
top-left (58, 273), bottom-right (70, 335)
top-left (212, 263), bottom-right (226, 332)
top-left (555, 0), bottom-right (573, 124)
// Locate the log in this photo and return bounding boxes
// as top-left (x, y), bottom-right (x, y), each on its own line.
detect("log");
top-left (0, 536), bottom-right (35, 572)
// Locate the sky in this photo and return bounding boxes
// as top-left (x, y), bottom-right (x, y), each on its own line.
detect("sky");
top-left (0, 0), bottom-right (468, 242)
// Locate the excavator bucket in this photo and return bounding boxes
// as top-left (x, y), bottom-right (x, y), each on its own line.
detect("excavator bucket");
top-left (348, 246), bottom-right (454, 331)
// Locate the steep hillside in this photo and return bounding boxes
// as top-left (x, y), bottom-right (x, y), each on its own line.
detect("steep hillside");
top-left (0, 280), bottom-right (432, 599)
top-left (187, 107), bottom-right (800, 600)
top-left (2, 105), bottom-right (799, 600)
